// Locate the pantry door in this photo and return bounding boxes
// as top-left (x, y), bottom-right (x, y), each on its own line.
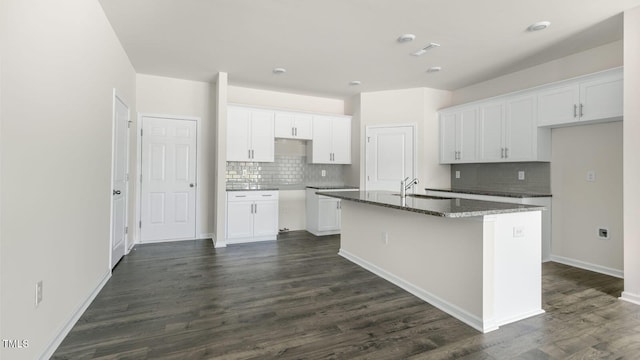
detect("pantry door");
top-left (365, 125), bottom-right (415, 191)
top-left (140, 116), bottom-right (197, 242)
top-left (111, 93), bottom-right (129, 268)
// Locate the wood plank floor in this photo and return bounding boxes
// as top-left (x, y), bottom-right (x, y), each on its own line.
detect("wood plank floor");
top-left (53, 231), bottom-right (640, 359)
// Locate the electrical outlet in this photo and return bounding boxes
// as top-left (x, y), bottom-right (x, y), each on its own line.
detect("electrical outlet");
top-left (35, 281), bottom-right (43, 307)
top-left (587, 170), bottom-right (596, 182)
top-left (513, 226), bottom-right (525, 238)
top-left (455, 170), bottom-right (460, 179)
top-left (518, 171), bottom-right (525, 181)
top-left (242, 169), bottom-right (247, 176)
top-left (321, 170), bottom-right (326, 177)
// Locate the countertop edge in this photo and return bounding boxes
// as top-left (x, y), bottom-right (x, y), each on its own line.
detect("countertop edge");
top-left (424, 188), bottom-right (552, 198)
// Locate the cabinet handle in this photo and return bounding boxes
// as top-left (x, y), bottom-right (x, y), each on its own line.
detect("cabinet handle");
top-left (580, 103), bottom-right (584, 117)
top-left (235, 195), bottom-right (247, 198)
top-left (261, 194), bottom-right (272, 197)
top-left (254, 203), bottom-right (258, 213)
top-left (505, 147), bottom-right (509, 158)
top-left (248, 149), bottom-right (251, 159)
top-left (292, 127), bottom-right (295, 136)
top-left (501, 148), bottom-right (505, 159)
top-left (251, 149), bottom-right (254, 159)
top-left (574, 104), bottom-right (578, 118)
top-left (294, 127), bottom-right (297, 136)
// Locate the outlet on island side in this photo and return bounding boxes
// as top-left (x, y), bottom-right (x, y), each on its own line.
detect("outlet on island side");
top-left (455, 171), bottom-right (460, 179)
top-left (35, 280), bottom-right (43, 307)
top-left (518, 171), bottom-right (525, 181)
top-left (321, 169), bottom-right (326, 177)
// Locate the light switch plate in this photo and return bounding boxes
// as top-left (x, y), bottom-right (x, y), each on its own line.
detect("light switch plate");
top-left (586, 170), bottom-right (596, 182)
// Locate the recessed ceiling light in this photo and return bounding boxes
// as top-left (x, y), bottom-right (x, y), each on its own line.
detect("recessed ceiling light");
top-left (411, 42), bottom-right (440, 56)
top-left (349, 80), bottom-right (362, 86)
top-left (397, 34), bottom-right (416, 43)
top-left (426, 66), bottom-right (442, 73)
top-left (272, 67), bottom-right (287, 74)
top-left (528, 21), bottom-right (551, 32)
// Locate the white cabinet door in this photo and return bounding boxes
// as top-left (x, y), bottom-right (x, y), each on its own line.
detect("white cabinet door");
top-left (318, 197), bottom-right (340, 231)
top-left (311, 116), bottom-right (334, 163)
top-left (293, 114), bottom-right (313, 139)
top-left (440, 112), bottom-right (458, 163)
top-left (537, 84), bottom-right (580, 126)
top-left (253, 200), bottom-right (279, 237)
top-left (226, 201), bottom-right (253, 239)
top-left (505, 95), bottom-right (537, 161)
top-left (479, 101), bottom-right (505, 162)
top-left (227, 107), bottom-right (252, 161)
top-left (579, 73), bottom-right (623, 122)
top-left (458, 108), bottom-right (478, 162)
top-left (331, 117), bottom-right (351, 164)
top-left (249, 110), bottom-right (274, 162)
top-left (274, 112), bottom-right (295, 138)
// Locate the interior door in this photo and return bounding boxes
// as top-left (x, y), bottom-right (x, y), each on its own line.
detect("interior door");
top-left (111, 94), bottom-right (129, 268)
top-left (141, 116), bottom-right (197, 242)
top-left (366, 125), bottom-right (415, 191)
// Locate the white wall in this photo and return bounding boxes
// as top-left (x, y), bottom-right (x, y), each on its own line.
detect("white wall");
top-left (550, 122), bottom-right (623, 275)
top-left (452, 40), bottom-right (623, 105)
top-left (622, 6), bottom-right (640, 304)
top-left (358, 88), bottom-right (453, 189)
top-left (449, 40), bottom-right (624, 275)
top-left (213, 73), bottom-right (227, 246)
top-left (0, 0), bottom-right (136, 358)
top-left (136, 74), bottom-right (213, 238)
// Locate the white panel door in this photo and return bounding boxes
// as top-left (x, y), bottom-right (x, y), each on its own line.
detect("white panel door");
top-left (111, 94), bottom-right (129, 268)
top-left (366, 125), bottom-right (414, 191)
top-left (141, 117), bottom-right (197, 242)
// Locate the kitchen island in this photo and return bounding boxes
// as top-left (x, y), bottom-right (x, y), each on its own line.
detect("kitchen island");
top-left (317, 190), bottom-right (545, 333)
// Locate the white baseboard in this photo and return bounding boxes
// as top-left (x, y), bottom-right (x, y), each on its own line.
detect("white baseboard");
top-left (338, 249), bottom-right (491, 333)
top-left (620, 291), bottom-right (640, 306)
top-left (550, 255), bottom-right (623, 278)
top-left (198, 233), bottom-right (213, 240)
top-left (139, 236), bottom-right (199, 244)
top-left (226, 236), bottom-right (277, 245)
top-left (40, 271), bottom-right (111, 359)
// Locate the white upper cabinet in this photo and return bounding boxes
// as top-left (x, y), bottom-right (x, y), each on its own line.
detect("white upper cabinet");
top-left (537, 68), bottom-right (623, 127)
top-left (478, 101), bottom-right (505, 162)
top-left (274, 111), bottom-right (313, 140)
top-left (227, 106), bottom-right (275, 162)
top-left (308, 116), bottom-right (351, 164)
top-left (505, 94), bottom-right (547, 161)
top-left (440, 107), bottom-right (478, 164)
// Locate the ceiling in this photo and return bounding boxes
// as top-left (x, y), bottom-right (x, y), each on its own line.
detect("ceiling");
top-left (98, 0), bottom-right (640, 99)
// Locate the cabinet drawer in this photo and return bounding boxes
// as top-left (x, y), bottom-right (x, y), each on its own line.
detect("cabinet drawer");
top-left (227, 191), bottom-right (279, 201)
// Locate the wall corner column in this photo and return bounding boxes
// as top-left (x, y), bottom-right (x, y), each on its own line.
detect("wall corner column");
top-left (213, 72), bottom-right (228, 247)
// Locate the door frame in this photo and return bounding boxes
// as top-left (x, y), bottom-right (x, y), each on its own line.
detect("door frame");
top-left (135, 113), bottom-right (202, 244)
top-left (364, 123), bottom-right (418, 191)
top-left (109, 89), bottom-right (131, 270)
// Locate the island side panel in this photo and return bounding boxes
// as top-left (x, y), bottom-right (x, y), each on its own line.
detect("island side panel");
top-left (338, 201), bottom-right (486, 331)
top-left (492, 211), bottom-right (543, 326)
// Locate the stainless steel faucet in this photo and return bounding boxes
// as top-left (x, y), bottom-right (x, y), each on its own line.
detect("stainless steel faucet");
top-left (400, 177), bottom-right (419, 199)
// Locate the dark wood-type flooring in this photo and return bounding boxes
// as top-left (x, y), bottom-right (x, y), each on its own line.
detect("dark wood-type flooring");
top-left (53, 231), bottom-right (640, 359)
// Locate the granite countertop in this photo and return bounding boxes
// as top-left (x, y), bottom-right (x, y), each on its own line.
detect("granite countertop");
top-left (316, 190), bottom-right (545, 218)
top-left (306, 185), bottom-right (359, 190)
top-left (424, 188), bottom-right (552, 198)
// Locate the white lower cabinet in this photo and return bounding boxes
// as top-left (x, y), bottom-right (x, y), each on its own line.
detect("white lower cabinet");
top-left (425, 190), bottom-right (552, 262)
top-left (226, 191), bottom-right (279, 244)
top-left (306, 188), bottom-right (354, 236)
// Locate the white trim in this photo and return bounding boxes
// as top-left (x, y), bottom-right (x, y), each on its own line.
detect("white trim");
top-left (620, 291), bottom-right (640, 306)
top-left (364, 123), bottom-right (418, 191)
top-left (213, 234), bottom-right (227, 248)
top-left (226, 236), bottom-right (277, 245)
top-left (199, 233), bottom-right (214, 240)
top-left (338, 248), bottom-right (491, 333)
top-left (135, 113), bottom-right (201, 244)
top-left (139, 236), bottom-right (199, 244)
top-left (40, 271), bottom-right (111, 360)
top-left (550, 255), bottom-right (624, 278)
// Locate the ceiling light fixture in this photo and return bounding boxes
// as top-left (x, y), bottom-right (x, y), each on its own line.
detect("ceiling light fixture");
top-left (527, 21), bottom-right (551, 32)
top-left (349, 80), bottom-right (362, 86)
top-left (397, 34), bottom-right (416, 43)
top-left (426, 66), bottom-right (442, 73)
top-left (411, 42), bottom-right (440, 56)
top-left (272, 67), bottom-right (287, 74)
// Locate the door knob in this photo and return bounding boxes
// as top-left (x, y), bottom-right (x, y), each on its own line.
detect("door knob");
top-left (113, 190), bottom-right (121, 195)
top-left (189, 183), bottom-right (195, 188)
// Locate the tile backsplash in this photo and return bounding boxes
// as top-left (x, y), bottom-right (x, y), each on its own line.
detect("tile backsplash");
top-left (226, 155), bottom-right (345, 190)
top-left (451, 162), bottom-right (550, 193)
